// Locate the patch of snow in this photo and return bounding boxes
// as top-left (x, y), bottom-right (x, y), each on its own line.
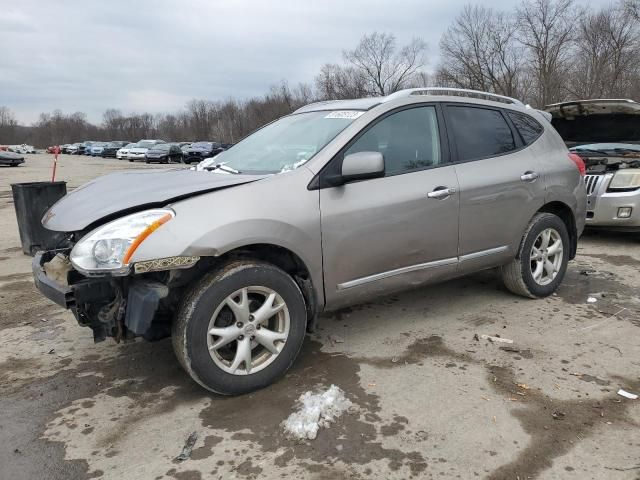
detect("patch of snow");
top-left (587, 297), bottom-right (598, 303)
top-left (282, 385), bottom-right (352, 440)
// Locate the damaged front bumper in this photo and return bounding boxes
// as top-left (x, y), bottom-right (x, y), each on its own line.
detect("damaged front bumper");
top-left (32, 249), bottom-right (172, 342)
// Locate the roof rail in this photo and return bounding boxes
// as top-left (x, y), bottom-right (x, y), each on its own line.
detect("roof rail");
top-left (383, 88), bottom-right (525, 106)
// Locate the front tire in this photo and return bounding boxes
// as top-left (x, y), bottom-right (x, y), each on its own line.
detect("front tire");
top-left (501, 213), bottom-right (570, 298)
top-left (172, 261), bottom-right (307, 395)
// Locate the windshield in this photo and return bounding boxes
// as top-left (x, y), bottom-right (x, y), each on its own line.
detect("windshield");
top-left (191, 142), bottom-right (216, 148)
top-left (152, 144), bottom-right (171, 151)
top-left (136, 141), bottom-right (156, 148)
top-left (124, 143), bottom-right (136, 148)
top-left (199, 110), bottom-right (362, 173)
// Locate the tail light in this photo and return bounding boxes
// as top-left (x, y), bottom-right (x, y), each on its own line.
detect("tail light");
top-left (568, 153), bottom-right (586, 176)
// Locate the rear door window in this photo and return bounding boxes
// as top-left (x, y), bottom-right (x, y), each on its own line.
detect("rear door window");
top-left (507, 111), bottom-right (544, 145)
top-left (446, 106), bottom-right (516, 162)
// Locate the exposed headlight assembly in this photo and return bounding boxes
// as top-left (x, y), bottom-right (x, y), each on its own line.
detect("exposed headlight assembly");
top-left (609, 169), bottom-right (640, 191)
top-left (70, 209), bottom-right (174, 275)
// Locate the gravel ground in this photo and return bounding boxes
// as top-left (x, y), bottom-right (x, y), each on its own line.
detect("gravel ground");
top-left (1, 153), bottom-right (639, 480)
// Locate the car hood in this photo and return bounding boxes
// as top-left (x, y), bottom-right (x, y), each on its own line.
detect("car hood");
top-left (43, 168), bottom-right (267, 232)
top-left (0, 151), bottom-right (25, 160)
top-left (546, 99), bottom-right (640, 146)
top-left (129, 147), bottom-right (149, 154)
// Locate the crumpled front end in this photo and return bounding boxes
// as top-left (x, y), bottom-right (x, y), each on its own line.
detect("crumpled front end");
top-left (33, 247), bottom-right (201, 342)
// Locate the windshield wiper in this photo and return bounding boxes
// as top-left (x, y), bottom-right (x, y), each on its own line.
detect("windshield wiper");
top-left (204, 163), bottom-right (241, 174)
top-left (612, 147), bottom-right (640, 155)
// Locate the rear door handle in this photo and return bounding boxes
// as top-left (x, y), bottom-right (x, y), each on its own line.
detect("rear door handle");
top-left (520, 171), bottom-right (539, 182)
top-left (427, 187), bottom-right (457, 199)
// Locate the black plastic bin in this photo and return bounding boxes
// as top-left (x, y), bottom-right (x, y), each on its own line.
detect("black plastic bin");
top-left (11, 181), bottom-right (68, 256)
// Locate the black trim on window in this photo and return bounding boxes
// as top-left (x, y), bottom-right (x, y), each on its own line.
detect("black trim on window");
top-left (308, 103), bottom-right (451, 190)
top-left (443, 103), bottom-right (525, 164)
top-left (505, 110), bottom-right (544, 147)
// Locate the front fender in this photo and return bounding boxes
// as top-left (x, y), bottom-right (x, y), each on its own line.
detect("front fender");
top-left (130, 167), bottom-right (324, 305)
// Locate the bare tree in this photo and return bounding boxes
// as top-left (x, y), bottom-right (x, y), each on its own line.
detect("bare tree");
top-left (315, 63), bottom-right (369, 100)
top-left (343, 32), bottom-right (428, 95)
top-left (439, 5), bottom-right (526, 98)
top-left (516, 0), bottom-right (582, 106)
top-left (0, 106), bottom-right (18, 142)
top-left (569, 2), bottom-right (640, 98)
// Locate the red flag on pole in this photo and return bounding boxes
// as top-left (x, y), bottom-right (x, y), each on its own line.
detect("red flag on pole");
top-left (52, 145), bottom-right (60, 181)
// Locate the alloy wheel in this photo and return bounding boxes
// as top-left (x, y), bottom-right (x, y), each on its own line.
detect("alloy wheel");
top-left (207, 286), bottom-right (290, 375)
top-left (529, 228), bottom-right (563, 286)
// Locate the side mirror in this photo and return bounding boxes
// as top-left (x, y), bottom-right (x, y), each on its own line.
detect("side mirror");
top-left (340, 151), bottom-right (385, 183)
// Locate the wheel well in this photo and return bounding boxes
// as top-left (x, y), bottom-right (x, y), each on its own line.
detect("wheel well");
top-left (537, 202), bottom-right (578, 259)
top-left (216, 244), bottom-right (318, 331)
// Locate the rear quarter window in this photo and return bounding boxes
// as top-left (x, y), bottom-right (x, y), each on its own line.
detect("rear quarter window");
top-left (507, 111), bottom-right (544, 145)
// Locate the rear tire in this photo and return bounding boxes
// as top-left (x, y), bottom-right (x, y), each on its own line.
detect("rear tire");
top-left (501, 213), bottom-right (570, 298)
top-left (172, 261), bottom-right (307, 395)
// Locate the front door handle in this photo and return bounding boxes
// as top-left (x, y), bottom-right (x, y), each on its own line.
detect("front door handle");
top-left (520, 171), bottom-right (539, 182)
top-left (427, 187), bottom-right (457, 199)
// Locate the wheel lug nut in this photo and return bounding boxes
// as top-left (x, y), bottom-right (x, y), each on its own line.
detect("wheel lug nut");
top-left (236, 322), bottom-right (243, 328)
top-left (250, 335), bottom-right (255, 340)
top-left (238, 335), bottom-right (244, 340)
top-left (256, 325), bottom-right (261, 330)
top-left (249, 315), bottom-right (254, 321)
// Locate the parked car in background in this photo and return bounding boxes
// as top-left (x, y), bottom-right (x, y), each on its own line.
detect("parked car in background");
top-left (144, 143), bottom-right (184, 164)
top-left (89, 142), bottom-right (109, 156)
top-left (67, 143), bottom-right (81, 155)
top-left (180, 142), bottom-right (192, 154)
top-left (78, 141), bottom-right (95, 155)
top-left (33, 88), bottom-right (586, 395)
top-left (8, 144), bottom-right (36, 154)
top-left (0, 151), bottom-right (25, 166)
top-left (101, 141), bottom-right (129, 158)
top-left (546, 99), bottom-right (640, 232)
top-left (183, 141), bottom-right (224, 164)
top-left (127, 140), bottom-right (166, 162)
top-left (116, 143), bottom-right (136, 160)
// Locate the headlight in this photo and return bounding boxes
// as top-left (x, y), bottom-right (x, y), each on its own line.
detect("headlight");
top-left (609, 170), bottom-right (640, 191)
top-left (70, 209), bottom-right (174, 275)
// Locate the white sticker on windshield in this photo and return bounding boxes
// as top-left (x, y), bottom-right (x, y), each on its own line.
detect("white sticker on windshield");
top-left (324, 111), bottom-right (365, 119)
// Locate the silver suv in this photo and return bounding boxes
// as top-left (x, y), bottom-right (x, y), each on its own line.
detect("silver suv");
top-left (33, 88), bottom-right (587, 395)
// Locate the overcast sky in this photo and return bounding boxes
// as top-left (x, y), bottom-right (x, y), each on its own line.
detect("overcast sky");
top-left (0, 0), bottom-right (609, 124)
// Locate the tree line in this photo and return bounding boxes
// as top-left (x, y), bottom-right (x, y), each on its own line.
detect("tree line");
top-left (2, 0), bottom-right (639, 147)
